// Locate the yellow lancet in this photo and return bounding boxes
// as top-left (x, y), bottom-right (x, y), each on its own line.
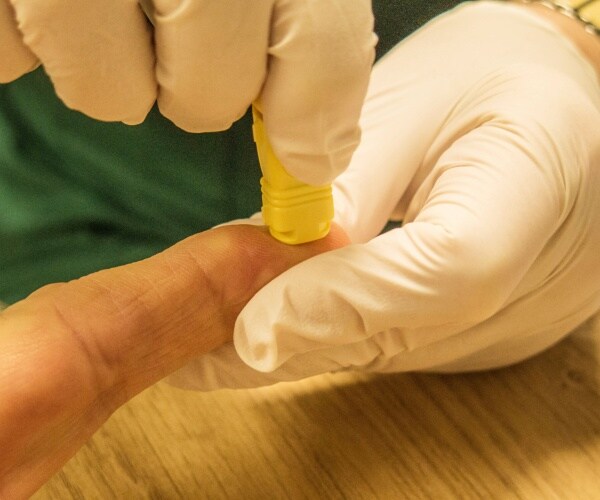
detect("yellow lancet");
top-left (252, 104), bottom-right (334, 245)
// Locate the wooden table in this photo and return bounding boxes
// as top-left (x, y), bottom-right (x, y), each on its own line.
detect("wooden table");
top-left (34, 315), bottom-right (600, 499)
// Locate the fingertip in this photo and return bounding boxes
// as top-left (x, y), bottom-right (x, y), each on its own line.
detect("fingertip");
top-left (119, 93), bottom-right (156, 125)
top-left (156, 95), bottom-right (241, 133)
top-left (153, 0), bottom-right (269, 133)
top-left (261, 0), bottom-right (376, 185)
top-left (233, 321), bottom-right (281, 373)
top-left (268, 129), bottom-right (361, 186)
top-left (153, 0), bottom-right (186, 16)
top-left (228, 221), bottom-right (352, 374)
top-left (54, 78), bottom-right (156, 125)
top-left (323, 222), bottom-right (352, 249)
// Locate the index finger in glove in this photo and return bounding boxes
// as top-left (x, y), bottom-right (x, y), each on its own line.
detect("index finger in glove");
top-left (9, 0), bottom-right (156, 124)
top-left (0, 0), bottom-right (37, 82)
top-left (262, 0), bottom-right (376, 185)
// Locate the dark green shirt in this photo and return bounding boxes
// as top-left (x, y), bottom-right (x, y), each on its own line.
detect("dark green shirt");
top-left (0, 1), bottom-right (460, 303)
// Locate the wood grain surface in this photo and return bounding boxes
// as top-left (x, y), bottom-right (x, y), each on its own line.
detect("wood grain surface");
top-left (33, 315), bottom-right (600, 499)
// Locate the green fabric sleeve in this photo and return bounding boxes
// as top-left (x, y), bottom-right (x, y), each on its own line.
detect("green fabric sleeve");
top-left (0, 71), bottom-right (262, 303)
top-left (0, 0), bottom-right (460, 304)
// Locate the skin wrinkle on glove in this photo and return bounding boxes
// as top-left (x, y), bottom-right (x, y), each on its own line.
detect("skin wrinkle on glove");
top-left (169, 1), bottom-right (600, 390)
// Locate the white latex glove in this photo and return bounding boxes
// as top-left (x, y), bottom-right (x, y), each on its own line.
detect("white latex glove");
top-left (0, 0), bottom-right (375, 184)
top-left (169, 1), bottom-right (600, 390)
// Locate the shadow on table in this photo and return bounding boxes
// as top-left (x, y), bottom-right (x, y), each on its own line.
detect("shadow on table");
top-left (244, 315), bottom-right (600, 497)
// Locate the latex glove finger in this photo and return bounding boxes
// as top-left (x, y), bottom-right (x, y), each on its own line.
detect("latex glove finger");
top-left (152, 0), bottom-right (273, 132)
top-left (9, 0), bottom-right (155, 124)
top-left (0, 0), bottom-right (37, 82)
top-left (261, 0), bottom-right (376, 184)
top-left (153, 0), bottom-right (376, 185)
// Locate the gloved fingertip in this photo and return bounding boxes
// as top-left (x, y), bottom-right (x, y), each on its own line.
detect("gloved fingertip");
top-left (120, 111), bottom-right (150, 126)
top-left (156, 97), bottom-right (238, 133)
top-left (234, 321), bottom-right (281, 373)
top-left (88, 96), bottom-right (152, 125)
top-left (120, 101), bottom-right (155, 126)
top-left (153, 0), bottom-right (185, 17)
top-left (273, 142), bottom-right (358, 187)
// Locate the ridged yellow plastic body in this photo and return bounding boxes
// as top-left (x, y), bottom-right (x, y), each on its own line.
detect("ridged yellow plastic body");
top-left (252, 105), bottom-right (333, 245)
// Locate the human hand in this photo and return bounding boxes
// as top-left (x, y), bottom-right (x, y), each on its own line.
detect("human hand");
top-left (170, 1), bottom-right (600, 390)
top-left (0, 0), bottom-right (376, 185)
top-left (0, 223), bottom-right (348, 499)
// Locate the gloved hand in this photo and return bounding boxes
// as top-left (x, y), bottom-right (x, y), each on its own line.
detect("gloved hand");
top-left (0, 0), bottom-right (376, 184)
top-left (169, 1), bottom-right (600, 390)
